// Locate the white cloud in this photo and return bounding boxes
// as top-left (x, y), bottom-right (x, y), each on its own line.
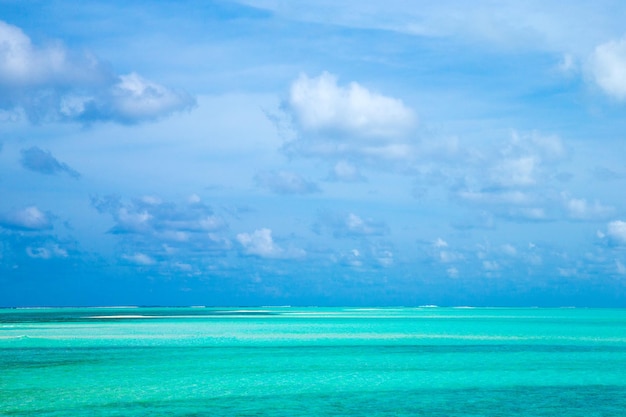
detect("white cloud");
top-left (616, 260), bottom-right (626, 275)
top-left (589, 36), bottom-right (626, 100)
top-left (501, 244), bottom-right (517, 256)
top-left (26, 244), bottom-right (68, 259)
top-left (438, 250), bottom-right (463, 263)
top-left (0, 20), bottom-right (195, 124)
top-left (451, 131), bottom-right (570, 223)
top-left (483, 260), bottom-right (500, 271)
top-left (327, 160), bottom-right (365, 182)
top-left (507, 207), bottom-right (548, 221)
top-left (558, 267), bottom-right (577, 277)
top-left (188, 194), bottom-right (202, 204)
top-left (315, 211), bottom-right (388, 238)
top-left (91, 195), bottom-right (231, 270)
top-left (122, 253), bottom-right (156, 265)
top-left (446, 267), bottom-right (459, 278)
top-left (115, 207), bottom-right (153, 234)
top-left (429, 239), bottom-right (463, 264)
top-left (486, 132), bottom-right (566, 189)
top-left (92, 195), bottom-right (227, 235)
top-left (0, 21), bottom-right (105, 87)
top-left (457, 189), bottom-right (533, 206)
top-left (564, 196), bottom-right (613, 220)
top-left (237, 228), bottom-right (305, 258)
top-left (281, 72), bottom-right (419, 166)
top-left (434, 238), bottom-right (448, 248)
top-left (491, 156), bottom-right (537, 187)
top-left (558, 53), bottom-right (577, 74)
top-left (255, 170), bottom-right (320, 194)
top-left (287, 71), bottom-right (415, 139)
top-left (376, 250), bottom-right (394, 267)
top-left (606, 220), bottom-right (626, 245)
top-left (105, 73), bottom-right (195, 123)
top-left (340, 248), bottom-right (364, 267)
top-left (0, 206), bottom-right (53, 231)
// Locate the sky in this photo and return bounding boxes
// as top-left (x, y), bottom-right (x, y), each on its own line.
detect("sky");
top-left (2, 0), bottom-right (626, 307)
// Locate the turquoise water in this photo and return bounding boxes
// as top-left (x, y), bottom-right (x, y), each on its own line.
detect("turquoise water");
top-left (1, 307), bottom-right (626, 416)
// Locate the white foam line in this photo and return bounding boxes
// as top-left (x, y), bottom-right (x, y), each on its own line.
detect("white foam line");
top-left (86, 315), bottom-right (157, 319)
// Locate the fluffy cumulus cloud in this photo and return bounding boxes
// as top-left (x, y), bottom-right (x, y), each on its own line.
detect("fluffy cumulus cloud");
top-left (281, 72), bottom-right (417, 165)
top-left (287, 71), bottom-right (415, 139)
top-left (20, 146), bottom-right (80, 178)
top-left (237, 228), bottom-right (305, 258)
top-left (0, 20), bottom-right (195, 124)
top-left (589, 36), bottom-right (626, 100)
top-left (605, 220), bottom-right (626, 245)
top-left (254, 170), bottom-right (320, 194)
top-left (0, 206), bottom-right (53, 231)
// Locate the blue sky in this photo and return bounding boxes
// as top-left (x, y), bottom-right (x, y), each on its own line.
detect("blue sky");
top-left (2, 0), bottom-right (626, 307)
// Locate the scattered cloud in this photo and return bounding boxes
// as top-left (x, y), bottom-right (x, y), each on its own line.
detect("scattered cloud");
top-left (20, 146), bottom-right (80, 178)
top-left (91, 195), bottom-right (227, 236)
top-left (237, 228), bottom-right (305, 258)
top-left (446, 267), bottom-right (459, 278)
top-left (557, 53), bottom-right (577, 75)
top-left (501, 244), bottom-right (517, 256)
top-left (563, 195), bottom-right (613, 220)
top-left (0, 20), bottom-right (195, 124)
top-left (326, 160), bottom-right (366, 182)
top-left (482, 260), bottom-right (500, 271)
top-left (434, 238), bottom-right (448, 248)
top-left (606, 220), bottom-right (626, 245)
top-left (589, 36), bottom-right (626, 100)
top-left (91, 194), bottom-right (231, 271)
top-left (0, 206), bottom-right (53, 231)
top-left (75, 72), bottom-right (196, 124)
top-left (453, 131), bottom-right (568, 223)
top-left (314, 211), bottom-right (388, 238)
top-left (335, 247), bottom-right (390, 268)
top-left (26, 243), bottom-right (68, 259)
top-left (122, 252), bottom-right (156, 266)
top-left (254, 170), bottom-right (320, 194)
top-left (491, 156), bottom-right (537, 187)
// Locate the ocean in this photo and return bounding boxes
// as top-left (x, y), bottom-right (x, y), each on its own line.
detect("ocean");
top-left (1, 307), bottom-right (625, 416)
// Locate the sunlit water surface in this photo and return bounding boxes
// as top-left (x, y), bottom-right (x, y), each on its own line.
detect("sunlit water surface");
top-left (2, 307), bottom-right (625, 416)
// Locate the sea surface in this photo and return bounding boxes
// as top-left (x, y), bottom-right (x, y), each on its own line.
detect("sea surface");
top-left (1, 307), bottom-right (626, 416)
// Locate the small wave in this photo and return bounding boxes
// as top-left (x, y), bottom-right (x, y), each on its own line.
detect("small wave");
top-left (92, 306), bottom-right (140, 309)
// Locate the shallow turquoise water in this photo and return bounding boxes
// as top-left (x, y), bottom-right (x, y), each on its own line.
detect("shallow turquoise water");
top-left (1, 307), bottom-right (626, 416)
